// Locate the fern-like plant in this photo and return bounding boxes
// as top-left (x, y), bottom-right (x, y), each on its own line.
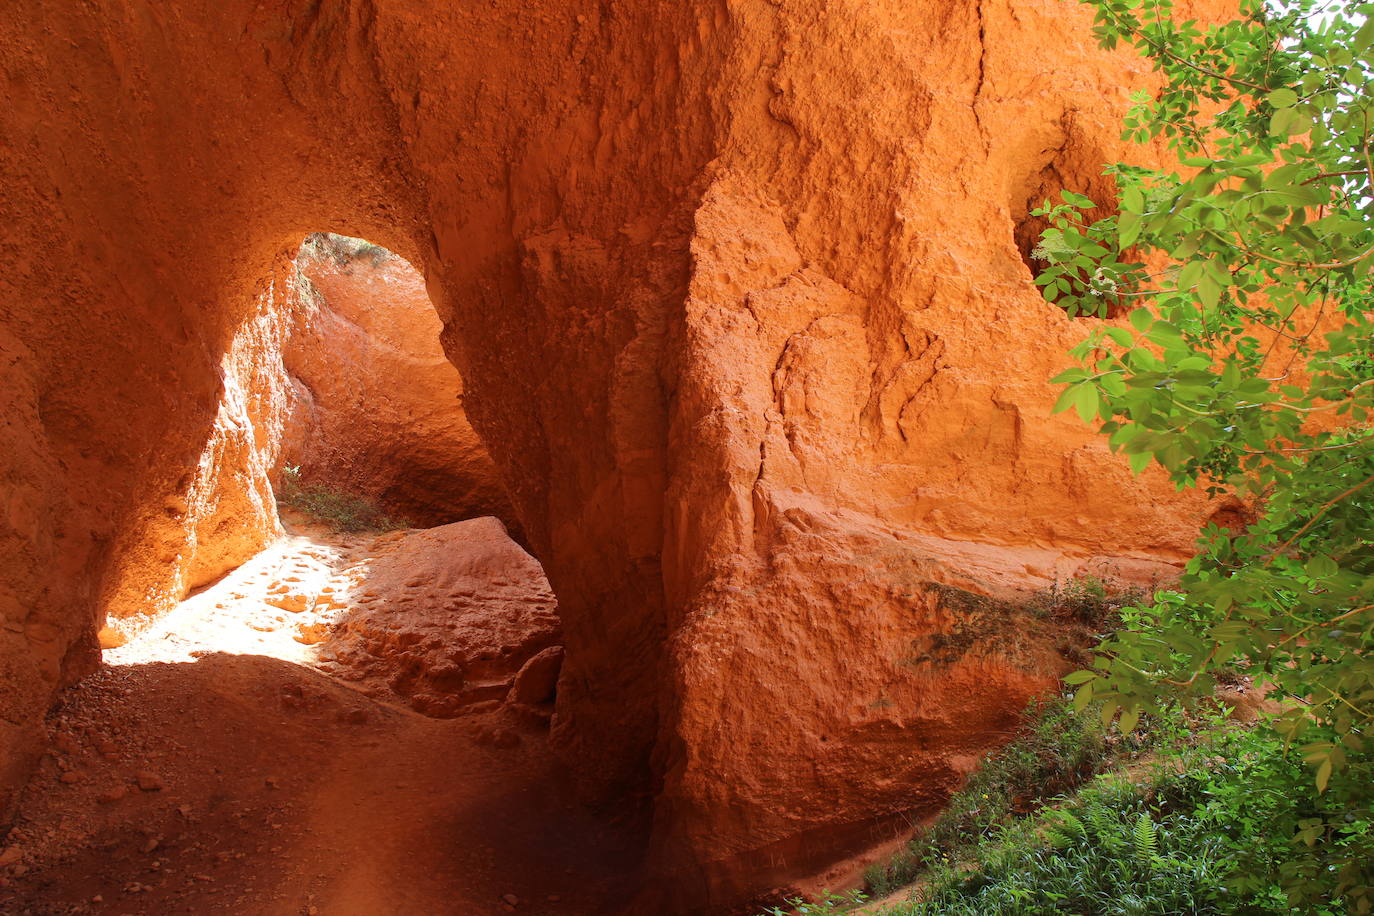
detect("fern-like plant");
top-left (1133, 812), bottom-right (1158, 869)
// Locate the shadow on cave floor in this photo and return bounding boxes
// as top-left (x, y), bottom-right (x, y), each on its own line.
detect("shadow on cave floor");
top-left (3, 525), bottom-right (643, 916)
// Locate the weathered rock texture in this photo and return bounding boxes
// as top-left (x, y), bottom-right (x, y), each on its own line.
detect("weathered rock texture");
top-left (326, 517), bottom-right (561, 717)
top-left (105, 515), bottom-right (561, 720)
top-left (95, 261), bottom-right (298, 639)
top-left (0, 0), bottom-right (1223, 909)
top-left (283, 239), bottom-right (515, 530)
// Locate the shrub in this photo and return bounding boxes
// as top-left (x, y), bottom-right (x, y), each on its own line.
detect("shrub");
top-left (1030, 576), bottom-right (1137, 629)
top-left (297, 232), bottom-right (394, 268)
top-left (276, 465), bottom-right (409, 534)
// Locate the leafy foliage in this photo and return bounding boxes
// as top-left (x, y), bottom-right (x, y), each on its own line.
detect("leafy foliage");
top-left (870, 726), bottom-right (1346, 916)
top-left (760, 722), bottom-right (1348, 916)
top-left (1030, 0), bottom-right (1374, 909)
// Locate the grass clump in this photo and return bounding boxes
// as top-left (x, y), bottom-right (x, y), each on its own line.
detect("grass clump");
top-left (276, 466), bottom-right (409, 534)
top-left (865, 694), bottom-right (1162, 897)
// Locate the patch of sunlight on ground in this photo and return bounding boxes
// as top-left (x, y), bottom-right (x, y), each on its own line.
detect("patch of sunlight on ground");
top-left (105, 529), bottom-right (367, 668)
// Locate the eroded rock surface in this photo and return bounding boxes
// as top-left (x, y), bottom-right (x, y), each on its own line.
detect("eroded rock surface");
top-left (282, 241), bottom-right (515, 530)
top-left (326, 518), bottom-right (560, 716)
top-left (0, 0), bottom-right (1226, 909)
top-left (99, 241), bottom-right (514, 646)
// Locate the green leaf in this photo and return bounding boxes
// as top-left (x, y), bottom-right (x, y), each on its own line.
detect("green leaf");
top-left (1121, 186), bottom-right (1146, 214)
top-left (1072, 681), bottom-right (1096, 712)
top-left (1198, 271), bottom-right (1222, 309)
top-left (1268, 88), bottom-right (1299, 109)
top-left (1062, 190), bottom-right (1096, 208)
top-left (1304, 555), bottom-right (1338, 579)
top-left (1146, 322), bottom-right (1186, 350)
top-left (1053, 384), bottom-right (1084, 416)
top-left (1119, 211), bottom-right (1142, 248)
top-left (1356, 16), bottom-right (1374, 51)
top-left (1072, 383), bottom-right (1101, 423)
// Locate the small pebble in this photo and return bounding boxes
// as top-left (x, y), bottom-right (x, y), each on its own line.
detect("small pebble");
top-left (134, 771), bottom-right (164, 792)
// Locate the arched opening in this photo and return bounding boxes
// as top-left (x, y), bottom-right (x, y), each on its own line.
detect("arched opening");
top-left (0, 2), bottom-right (1233, 910)
top-left (97, 233), bottom-right (563, 718)
top-left (0, 234), bottom-right (647, 914)
top-left (1010, 121), bottom-right (1129, 320)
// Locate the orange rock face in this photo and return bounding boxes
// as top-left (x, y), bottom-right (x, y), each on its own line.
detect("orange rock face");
top-left (97, 239), bottom-right (512, 645)
top-left (326, 517), bottom-right (560, 716)
top-left (95, 261), bottom-right (297, 638)
top-left (281, 239), bottom-right (515, 530)
top-left (0, 0), bottom-right (1223, 909)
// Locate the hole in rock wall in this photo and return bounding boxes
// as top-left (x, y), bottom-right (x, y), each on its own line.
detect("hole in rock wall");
top-left (1011, 130), bottom-right (1127, 320)
top-left (101, 234), bottom-right (565, 722)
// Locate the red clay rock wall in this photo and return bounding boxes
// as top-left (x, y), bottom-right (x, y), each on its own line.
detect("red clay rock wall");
top-left (282, 242), bottom-right (514, 529)
top-left (0, 0), bottom-right (1222, 908)
top-left (96, 262), bottom-right (298, 642)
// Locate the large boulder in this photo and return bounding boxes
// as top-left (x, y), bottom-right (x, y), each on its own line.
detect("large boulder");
top-left (327, 517), bottom-right (560, 716)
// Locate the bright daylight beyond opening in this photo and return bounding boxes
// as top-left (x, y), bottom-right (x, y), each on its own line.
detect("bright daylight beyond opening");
top-left (100, 234), bottom-right (563, 720)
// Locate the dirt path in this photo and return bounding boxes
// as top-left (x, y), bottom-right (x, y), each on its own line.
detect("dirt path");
top-left (0, 526), bottom-right (643, 916)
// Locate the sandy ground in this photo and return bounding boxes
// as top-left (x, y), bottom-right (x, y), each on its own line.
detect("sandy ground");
top-left (0, 526), bottom-right (643, 916)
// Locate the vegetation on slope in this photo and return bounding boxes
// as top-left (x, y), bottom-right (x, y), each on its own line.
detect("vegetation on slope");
top-left (297, 232), bottom-right (395, 268)
top-left (1033, 0), bottom-right (1374, 908)
top-left (863, 695), bottom-right (1158, 898)
top-left (771, 0), bottom-right (1373, 911)
top-left (767, 700), bottom-right (1354, 915)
